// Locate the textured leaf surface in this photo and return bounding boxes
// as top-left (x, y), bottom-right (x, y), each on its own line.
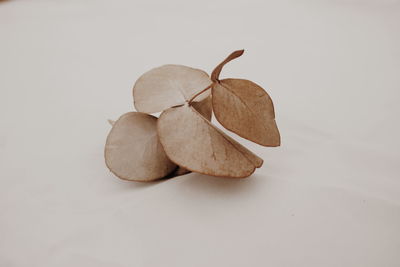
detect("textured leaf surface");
top-left (212, 79), bottom-right (280, 146)
top-left (133, 65), bottom-right (211, 113)
top-left (157, 105), bottom-right (262, 178)
top-left (105, 112), bottom-right (176, 181)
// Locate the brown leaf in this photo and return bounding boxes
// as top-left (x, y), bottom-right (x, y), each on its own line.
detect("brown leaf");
top-left (212, 79), bottom-right (280, 146)
top-left (133, 65), bottom-right (212, 114)
top-left (105, 112), bottom-right (176, 182)
top-left (211, 49), bottom-right (244, 82)
top-left (157, 105), bottom-right (263, 178)
top-left (210, 50), bottom-right (280, 146)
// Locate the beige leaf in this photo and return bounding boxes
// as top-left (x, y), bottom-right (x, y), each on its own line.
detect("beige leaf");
top-left (194, 94), bottom-right (261, 167)
top-left (167, 96), bottom-right (212, 176)
top-left (157, 105), bottom-right (263, 178)
top-left (133, 64), bottom-right (212, 114)
top-left (218, 125), bottom-right (264, 168)
top-left (105, 112), bottom-right (176, 182)
top-left (212, 79), bottom-right (280, 146)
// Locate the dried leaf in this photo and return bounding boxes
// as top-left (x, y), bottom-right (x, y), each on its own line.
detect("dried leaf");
top-left (212, 79), bottom-right (280, 146)
top-left (166, 96), bottom-right (212, 176)
top-left (218, 125), bottom-right (264, 168)
top-left (133, 65), bottom-right (212, 114)
top-left (211, 49), bottom-right (244, 82)
top-left (105, 112), bottom-right (176, 182)
top-left (210, 50), bottom-right (280, 146)
top-left (157, 105), bottom-right (263, 178)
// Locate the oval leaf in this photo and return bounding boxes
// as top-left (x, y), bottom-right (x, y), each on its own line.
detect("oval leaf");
top-left (133, 65), bottom-right (212, 113)
top-left (105, 112), bottom-right (176, 182)
top-left (157, 105), bottom-right (263, 178)
top-left (212, 79), bottom-right (280, 147)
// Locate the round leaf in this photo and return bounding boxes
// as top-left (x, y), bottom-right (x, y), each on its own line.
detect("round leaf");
top-left (157, 105), bottom-right (263, 178)
top-left (133, 65), bottom-right (212, 113)
top-left (105, 112), bottom-right (176, 182)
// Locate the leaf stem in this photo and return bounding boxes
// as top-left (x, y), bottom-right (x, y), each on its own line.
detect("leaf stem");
top-left (211, 49), bottom-right (244, 82)
top-left (188, 83), bottom-right (214, 104)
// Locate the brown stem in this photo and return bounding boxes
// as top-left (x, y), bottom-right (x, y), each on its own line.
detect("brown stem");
top-left (188, 83), bottom-right (214, 104)
top-left (210, 49), bottom-right (244, 82)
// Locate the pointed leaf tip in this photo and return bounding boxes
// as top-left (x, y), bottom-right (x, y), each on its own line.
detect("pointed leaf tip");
top-left (211, 50), bottom-right (245, 82)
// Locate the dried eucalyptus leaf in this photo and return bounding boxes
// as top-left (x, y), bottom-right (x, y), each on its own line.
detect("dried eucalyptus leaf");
top-left (133, 65), bottom-right (212, 114)
top-left (157, 105), bottom-right (262, 178)
top-left (167, 96), bottom-right (212, 176)
top-left (105, 112), bottom-right (176, 182)
top-left (212, 79), bottom-right (280, 146)
top-left (194, 96), bottom-right (262, 166)
top-left (211, 49), bottom-right (244, 82)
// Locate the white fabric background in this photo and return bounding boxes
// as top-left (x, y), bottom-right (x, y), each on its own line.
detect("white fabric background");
top-left (1, 0), bottom-right (399, 266)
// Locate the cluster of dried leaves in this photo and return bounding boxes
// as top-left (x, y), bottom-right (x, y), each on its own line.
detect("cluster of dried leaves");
top-left (105, 50), bottom-right (280, 182)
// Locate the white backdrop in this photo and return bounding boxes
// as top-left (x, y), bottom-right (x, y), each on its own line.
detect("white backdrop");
top-left (1, 0), bottom-right (400, 266)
